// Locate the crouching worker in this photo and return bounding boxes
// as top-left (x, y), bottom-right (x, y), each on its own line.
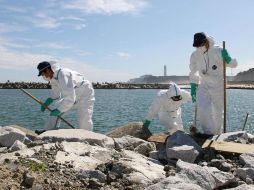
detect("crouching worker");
top-left (36, 61), bottom-right (95, 134)
top-left (143, 82), bottom-right (191, 134)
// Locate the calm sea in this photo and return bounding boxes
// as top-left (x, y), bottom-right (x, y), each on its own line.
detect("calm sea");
top-left (0, 89), bottom-right (253, 134)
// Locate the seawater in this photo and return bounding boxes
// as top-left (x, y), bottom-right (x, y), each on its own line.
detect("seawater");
top-left (0, 89), bottom-right (253, 134)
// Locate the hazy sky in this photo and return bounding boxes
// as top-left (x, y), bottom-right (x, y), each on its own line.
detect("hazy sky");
top-left (0, 0), bottom-right (253, 82)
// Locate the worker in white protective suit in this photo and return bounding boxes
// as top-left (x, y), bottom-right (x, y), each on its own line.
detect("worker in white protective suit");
top-left (36, 61), bottom-right (95, 134)
top-left (143, 82), bottom-right (191, 134)
top-left (189, 32), bottom-right (238, 135)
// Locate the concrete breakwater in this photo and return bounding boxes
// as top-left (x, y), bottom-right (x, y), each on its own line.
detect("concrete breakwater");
top-left (1, 82), bottom-right (254, 89)
top-left (1, 123), bottom-right (254, 189)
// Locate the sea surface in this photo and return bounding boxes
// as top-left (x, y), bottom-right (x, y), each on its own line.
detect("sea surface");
top-left (0, 89), bottom-right (253, 134)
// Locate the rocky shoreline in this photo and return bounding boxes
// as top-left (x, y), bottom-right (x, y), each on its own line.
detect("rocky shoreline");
top-left (1, 123), bottom-right (254, 189)
top-left (0, 82), bottom-right (254, 89)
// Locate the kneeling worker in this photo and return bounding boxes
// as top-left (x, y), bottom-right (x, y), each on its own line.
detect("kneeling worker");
top-left (143, 82), bottom-right (191, 134)
top-left (36, 61), bottom-right (95, 133)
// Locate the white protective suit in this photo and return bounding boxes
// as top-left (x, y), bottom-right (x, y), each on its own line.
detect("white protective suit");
top-left (145, 83), bottom-right (191, 133)
top-left (44, 61), bottom-right (95, 131)
top-left (189, 36), bottom-right (237, 135)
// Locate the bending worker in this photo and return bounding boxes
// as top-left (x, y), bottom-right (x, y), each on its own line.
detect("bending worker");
top-left (143, 82), bottom-right (191, 134)
top-left (36, 61), bottom-right (95, 133)
top-left (190, 32), bottom-right (237, 135)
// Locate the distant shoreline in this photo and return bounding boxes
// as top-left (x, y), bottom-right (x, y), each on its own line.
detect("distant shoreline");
top-left (0, 82), bottom-right (254, 89)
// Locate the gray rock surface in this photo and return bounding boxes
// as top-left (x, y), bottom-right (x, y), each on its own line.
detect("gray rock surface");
top-left (177, 160), bottom-right (216, 190)
top-left (9, 140), bottom-right (27, 151)
top-left (8, 125), bottom-right (38, 141)
top-left (166, 130), bottom-right (202, 153)
top-left (0, 126), bottom-right (26, 147)
top-left (240, 153), bottom-right (254, 168)
top-left (166, 145), bottom-right (199, 163)
top-left (134, 141), bottom-right (156, 156)
top-left (227, 184), bottom-right (254, 190)
top-left (236, 168), bottom-right (254, 181)
top-left (114, 135), bottom-right (146, 150)
top-left (145, 176), bottom-right (203, 190)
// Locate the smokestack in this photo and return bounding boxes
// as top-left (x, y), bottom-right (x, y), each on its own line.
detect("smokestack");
top-left (164, 65), bottom-right (167, 76)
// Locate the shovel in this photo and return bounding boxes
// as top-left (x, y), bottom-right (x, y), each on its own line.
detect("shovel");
top-left (189, 103), bottom-right (198, 135)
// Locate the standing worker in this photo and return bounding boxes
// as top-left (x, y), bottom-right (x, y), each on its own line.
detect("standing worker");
top-left (189, 32), bottom-right (238, 135)
top-left (143, 82), bottom-right (191, 134)
top-left (36, 61), bottom-right (95, 134)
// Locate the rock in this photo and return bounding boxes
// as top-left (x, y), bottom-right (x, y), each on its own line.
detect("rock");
top-left (210, 159), bottom-right (224, 169)
top-left (54, 141), bottom-right (118, 171)
top-left (38, 129), bottom-right (114, 148)
top-left (134, 142), bottom-right (156, 157)
top-left (166, 145), bottom-right (199, 163)
top-left (8, 125), bottom-right (38, 141)
top-left (227, 184), bottom-right (254, 190)
top-left (0, 146), bottom-right (41, 164)
top-left (166, 131), bottom-right (202, 154)
top-left (145, 176), bottom-right (203, 190)
top-left (0, 147), bottom-right (7, 153)
top-left (123, 172), bottom-right (151, 185)
top-left (149, 151), bottom-right (159, 160)
top-left (221, 162), bottom-right (233, 172)
top-left (176, 160), bottom-right (216, 189)
top-left (9, 140), bottom-right (27, 152)
top-left (118, 150), bottom-right (165, 181)
top-left (239, 153), bottom-right (254, 168)
top-left (236, 168), bottom-right (254, 181)
top-left (78, 170), bottom-right (106, 183)
top-left (0, 126), bottom-right (26, 147)
top-left (114, 135), bottom-right (147, 150)
top-left (106, 122), bottom-right (152, 140)
top-left (88, 178), bottom-right (103, 188)
top-left (22, 172), bottom-right (36, 188)
top-left (204, 166), bottom-right (235, 188)
top-left (246, 177), bottom-right (253, 184)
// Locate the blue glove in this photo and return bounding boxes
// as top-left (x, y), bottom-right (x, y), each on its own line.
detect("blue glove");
top-left (143, 120), bottom-right (151, 128)
top-left (50, 109), bottom-right (61, 117)
top-left (190, 83), bottom-right (197, 103)
top-left (221, 49), bottom-right (232, 64)
top-left (41, 98), bottom-right (53, 112)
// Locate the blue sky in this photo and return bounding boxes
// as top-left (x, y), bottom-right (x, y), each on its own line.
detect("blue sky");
top-left (0, 0), bottom-right (253, 82)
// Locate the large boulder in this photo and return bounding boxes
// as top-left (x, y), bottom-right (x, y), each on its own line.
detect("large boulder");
top-left (38, 129), bottom-right (114, 148)
top-left (0, 126), bottom-right (26, 147)
top-left (54, 141), bottom-right (119, 171)
top-left (177, 160), bottom-right (235, 190)
top-left (166, 145), bottom-right (199, 163)
top-left (165, 131), bottom-right (202, 162)
top-left (118, 150), bottom-right (165, 182)
top-left (177, 160), bottom-right (216, 190)
top-left (227, 184), bottom-right (254, 190)
top-left (106, 122), bottom-right (152, 140)
top-left (114, 135), bottom-right (156, 156)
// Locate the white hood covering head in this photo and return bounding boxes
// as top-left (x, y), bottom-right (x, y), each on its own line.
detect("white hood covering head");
top-left (49, 61), bottom-right (60, 72)
top-left (167, 82), bottom-right (182, 98)
top-left (207, 36), bottom-right (215, 47)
